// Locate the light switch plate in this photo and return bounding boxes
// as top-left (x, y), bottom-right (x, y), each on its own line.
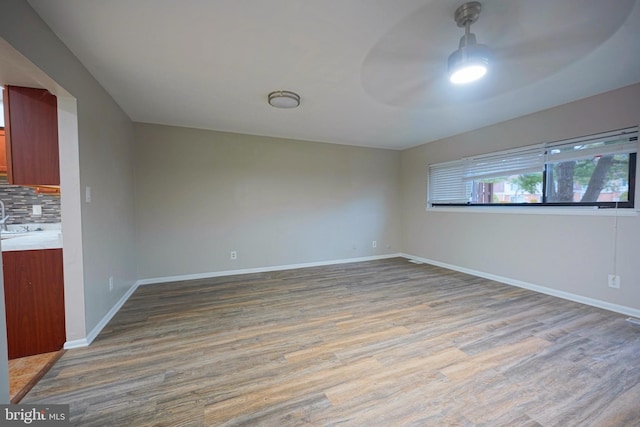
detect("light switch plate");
top-left (85, 186), bottom-right (92, 203)
top-left (32, 205), bottom-right (42, 216)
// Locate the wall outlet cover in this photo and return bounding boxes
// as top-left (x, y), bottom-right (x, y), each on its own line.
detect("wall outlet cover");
top-left (607, 274), bottom-right (620, 289)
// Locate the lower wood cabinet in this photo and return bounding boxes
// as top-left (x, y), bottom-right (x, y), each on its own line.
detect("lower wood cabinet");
top-left (3, 249), bottom-right (65, 359)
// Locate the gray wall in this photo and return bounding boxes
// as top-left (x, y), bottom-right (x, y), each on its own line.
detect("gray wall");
top-left (0, 0), bottom-right (138, 335)
top-left (400, 84), bottom-right (640, 312)
top-left (134, 124), bottom-right (401, 280)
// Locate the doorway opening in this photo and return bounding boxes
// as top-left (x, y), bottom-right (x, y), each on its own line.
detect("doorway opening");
top-left (0, 38), bottom-right (85, 402)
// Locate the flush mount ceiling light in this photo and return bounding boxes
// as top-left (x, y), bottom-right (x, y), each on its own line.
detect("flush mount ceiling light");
top-left (448, 2), bottom-right (491, 85)
top-left (268, 90), bottom-right (300, 108)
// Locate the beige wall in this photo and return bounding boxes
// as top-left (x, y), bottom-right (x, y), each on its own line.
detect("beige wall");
top-left (134, 124), bottom-right (401, 280)
top-left (401, 84), bottom-right (640, 312)
top-left (0, 0), bottom-right (138, 335)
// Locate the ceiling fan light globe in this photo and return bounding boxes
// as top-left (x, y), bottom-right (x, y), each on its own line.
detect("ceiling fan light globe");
top-left (450, 64), bottom-right (487, 84)
top-left (447, 42), bottom-right (491, 85)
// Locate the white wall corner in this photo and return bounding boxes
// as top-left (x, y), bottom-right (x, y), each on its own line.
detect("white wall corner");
top-left (65, 280), bottom-right (140, 349)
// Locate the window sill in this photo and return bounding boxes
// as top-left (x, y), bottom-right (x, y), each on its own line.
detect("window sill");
top-left (426, 206), bottom-right (639, 217)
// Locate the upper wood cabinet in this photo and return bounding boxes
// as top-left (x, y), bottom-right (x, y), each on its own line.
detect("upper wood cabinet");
top-left (3, 86), bottom-right (60, 185)
top-left (0, 128), bottom-right (6, 174)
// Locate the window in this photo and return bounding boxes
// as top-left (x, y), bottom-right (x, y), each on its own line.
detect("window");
top-left (428, 127), bottom-right (638, 208)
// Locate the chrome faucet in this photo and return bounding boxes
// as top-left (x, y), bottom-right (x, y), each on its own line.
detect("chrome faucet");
top-left (0, 200), bottom-right (10, 231)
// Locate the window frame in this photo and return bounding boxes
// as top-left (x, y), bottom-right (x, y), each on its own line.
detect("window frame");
top-left (428, 128), bottom-right (638, 210)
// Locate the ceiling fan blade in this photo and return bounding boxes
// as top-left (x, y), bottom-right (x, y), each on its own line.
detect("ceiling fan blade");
top-left (360, 0), bottom-right (635, 109)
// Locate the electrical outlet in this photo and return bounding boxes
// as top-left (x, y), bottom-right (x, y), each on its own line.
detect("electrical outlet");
top-left (372, 240), bottom-right (377, 248)
top-left (109, 276), bottom-right (114, 291)
top-left (32, 205), bottom-right (42, 216)
top-left (230, 251), bottom-right (237, 260)
top-left (607, 274), bottom-right (620, 289)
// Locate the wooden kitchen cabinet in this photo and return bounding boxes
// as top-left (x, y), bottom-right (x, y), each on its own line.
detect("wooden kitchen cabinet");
top-left (0, 127), bottom-right (60, 194)
top-left (3, 249), bottom-right (65, 359)
top-left (3, 86), bottom-right (60, 185)
top-left (0, 128), bottom-right (6, 174)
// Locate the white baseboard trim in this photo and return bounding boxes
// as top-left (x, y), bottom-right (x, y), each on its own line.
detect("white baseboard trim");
top-left (63, 337), bottom-right (89, 350)
top-left (137, 253), bottom-right (403, 286)
top-left (400, 253), bottom-right (640, 319)
top-left (64, 280), bottom-right (140, 349)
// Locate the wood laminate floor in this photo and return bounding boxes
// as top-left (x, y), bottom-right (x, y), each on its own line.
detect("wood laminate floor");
top-left (24, 258), bottom-right (640, 426)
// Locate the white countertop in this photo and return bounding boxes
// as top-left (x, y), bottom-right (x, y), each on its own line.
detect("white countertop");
top-left (0, 224), bottom-right (63, 252)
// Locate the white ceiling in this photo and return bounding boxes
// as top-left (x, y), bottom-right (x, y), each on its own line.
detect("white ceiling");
top-left (27, 0), bottom-right (640, 150)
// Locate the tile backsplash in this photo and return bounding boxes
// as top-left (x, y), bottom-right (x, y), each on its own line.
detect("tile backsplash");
top-left (0, 175), bottom-right (61, 224)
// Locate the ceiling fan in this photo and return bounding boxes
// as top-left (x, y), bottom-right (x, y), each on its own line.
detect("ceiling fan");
top-left (447, 1), bottom-right (491, 85)
top-left (360, 0), bottom-right (634, 109)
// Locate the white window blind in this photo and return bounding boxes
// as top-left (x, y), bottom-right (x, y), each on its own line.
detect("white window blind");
top-left (462, 145), bottom-right (545, 182)
top-left (428, 160), bottom-right (469, 204)
top-left (428, 126), bottom-right (638, 207)
top-left (546, 127), bottom-right (638, 163)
